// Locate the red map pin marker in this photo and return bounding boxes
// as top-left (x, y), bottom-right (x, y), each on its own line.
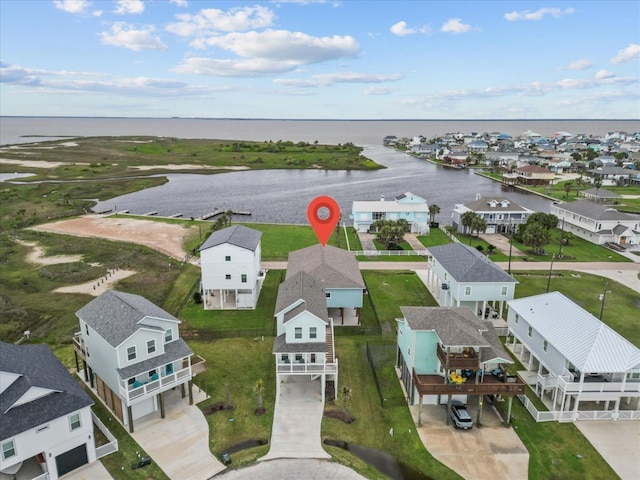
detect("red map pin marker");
top-left (307, 196), bottom-right (340, 247)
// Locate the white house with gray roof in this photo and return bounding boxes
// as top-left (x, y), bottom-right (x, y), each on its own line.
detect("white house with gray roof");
top-left (507, 292), bottom-right (640, 421)
top-left (452, 194), bottom-right (534, 234)
top-left (73, 290), bottom-right (205, 433)
top-left (273, 272), bottom-right (338, 403)
top-left (423, 243), bottom-right (518, 319)
top-left (199, 224), bottom-right (264, 310)
top-left (550, 199), bottom-right (640, 246)
top-left (286, 244), bottom-right (365, 325)
top-left (1, 342), bottom-right (97, 479)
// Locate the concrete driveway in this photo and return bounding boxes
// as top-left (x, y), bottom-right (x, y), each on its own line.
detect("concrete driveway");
top-left (215, 458), bottom-right (365, 479)
top-left (411, 399), bottom-right (529, 480)
top-left (576, 421), bottom-right (640, 480)
top-left (131, 388), bottom-right (226, 480)
top-left (260, 377), bottom-right (330, 461)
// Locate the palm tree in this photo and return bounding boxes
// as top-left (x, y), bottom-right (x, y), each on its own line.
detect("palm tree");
top-left (593, 177), bottom-right (602, 194)
top-left (429, 204), bottom-right (441, 226)
top-left (563, 181), bottom-right (573, 199)
top-left (460, 211), bottom-right (478, 238)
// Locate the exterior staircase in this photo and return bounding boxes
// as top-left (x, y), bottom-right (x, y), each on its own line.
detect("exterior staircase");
top-left (326, 325), bottom-right (335, 363)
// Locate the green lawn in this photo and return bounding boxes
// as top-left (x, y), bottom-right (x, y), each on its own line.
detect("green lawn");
top-left (416, 228), bottom-right (453, 247)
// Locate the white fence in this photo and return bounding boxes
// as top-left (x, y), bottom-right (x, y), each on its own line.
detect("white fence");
top-left (92, 411), bottom-right (119, 458)
top-left (351, 250), bottom-right (430, 256)
top-left (517, 394), bottom-right (640, 422)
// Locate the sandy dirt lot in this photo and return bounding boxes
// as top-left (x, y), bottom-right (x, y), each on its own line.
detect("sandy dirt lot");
top-left (31, 215), bottom-right (198, 262)
top-left (54, 269), bottom-right (137, 296)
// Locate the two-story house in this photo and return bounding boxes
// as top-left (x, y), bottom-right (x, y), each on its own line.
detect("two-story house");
top-left (285, 245), bottom-right (365, 325)
top-left (351, 192), bottom-right (430, 234)
top-left (514, 165), bottom-right (555, 185)
top-left (396, 307), bottom-right (525, 426)
top-left (506, 292), bottom-right (640, 422)
top-left (199, 224), bottom-right (264, 309)
top-left (73, 290), bottom-right (205, 433)
top-left (452, 194), bottom-right (534, 234)
top-left (423, 243), bottom-right (518, 320)
top-left (550, 199), bottom-right (640, 246)
top-left (272, 272), bottom-right (338, 404)
top-left (1, 342), bottom-right (97, 479)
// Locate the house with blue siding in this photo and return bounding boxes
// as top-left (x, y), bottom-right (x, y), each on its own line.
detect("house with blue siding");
top-left (423, 243), bottom-right (517, 319)
top-left (286, 245), bottom-right (365, 325)
top-left (396, 307), bottom-right (523, 425)
top-left (351, 192), bottom-right (430, 234)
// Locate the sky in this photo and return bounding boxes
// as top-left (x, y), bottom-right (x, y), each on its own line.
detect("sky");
top-left (1, 0), bottom-right (639, 119)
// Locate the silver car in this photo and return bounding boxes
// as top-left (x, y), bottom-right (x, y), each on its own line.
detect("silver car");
top-left (449, 401), bottom-right (473, 429)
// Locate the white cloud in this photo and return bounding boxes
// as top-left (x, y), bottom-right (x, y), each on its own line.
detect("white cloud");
top-left (191, 30), bottom-right (359, 64)
top-left (173, 57), bottom-right (300, 77)
top-left (504, 7), bottom-right (575, 21)
top-left (364, 86), bottom-right (392, 95)
top-left (594, 69), bottom-right (614, 79)
top-left (114, 0), bottom-right (145, 15)
top-left (273, 72), bottom-right (401, 88)
top-left (99, 23), bottom-right (168, 51)
top-left (169, 0), bottom-right (188, 7)
top-left (390, 21), bottom-right (415, 36)
top-left (564, 59), bottom-right (592, 70)
top-left (611, 43), bottom-right (640, 64)
top-left (440, 18), bottom-right (471, 34)
top-left (166, 6), bottom-right (275, 36)
top-left (53, 0), bottom-right (90, 14)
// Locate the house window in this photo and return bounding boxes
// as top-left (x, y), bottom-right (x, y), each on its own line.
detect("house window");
top-left (69, 413), bottom-right (81, 431)
top-left (225, 274), bottom-right (231, 280)
top-left (241, 274), bottom-right (247, 283)
top-left (373, 212), bottom-right (385, 221)
top-left (325, 292), bottom-right (331, 298)
top-left (166, 363), bottom-right (174, 375)
top-left (295, 327), bottom-right (302, 339)
top-left (311, 354), bottom-right (316, 363)
top-left (515, 314), bottom-right (519, 324)
top-left (165, 329), bottom-right (173, 343)
top-left (85, 323), bottom-right (89, 335)
top-left (147, 339), bottom-right (156, 354)
top-left (543, 340), bottom-right (548, 352)
top-left (528, 326), bottom-right (532, 337)
top-left (464, 286), bottom-right (472, 296)
top-left (127, 346), bottom-right (136, 361)
top-left (128, 378), bottom-right (135, 385)
top-left (225, 256), bottom-right (231, 261)
top-left (281, 354), bottom-right (289, 363)
top-left (1, 440), bottom-right (16, 460)
top-left (86, 347), bottom-right (90, 358)
top-left (310, 327), bottom-right (317, 339)
top-left (501, 286), bottom-right (508, 296)
top-left (295, 354), bottom-right (304, 363)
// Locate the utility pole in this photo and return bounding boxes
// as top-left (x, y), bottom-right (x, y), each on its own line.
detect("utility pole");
top-left (546, 254), bottom-right (556, 293)
top-left (599, 282), bottom-right (609, 320)
top-left (558, 217), bottom-right (565, 258)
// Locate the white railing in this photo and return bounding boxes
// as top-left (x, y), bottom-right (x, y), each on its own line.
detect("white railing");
top-left (32, 473), bottom-right (49, 480)
top-left (351, 250), bottom-right (430, 256)
top-left (276, 362), bottom-right (338, 374)
top-left (92, 412), bottom-right (118, 458)
top-left (119, 366), bottom-right (191, 402)
top-left (557, 376), bottom-right (640, 394)
top-left (618, 410), bottom-right (640, 420)
top-left (537, 374), bottom-right (559, 389)
top-left (517, 394), bottom-right (640, 422)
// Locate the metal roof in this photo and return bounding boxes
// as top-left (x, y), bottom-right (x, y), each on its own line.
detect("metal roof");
top-left (429, 243), bottom-right (518, 283)
top-left (508, 292), bottom-right (640, 372)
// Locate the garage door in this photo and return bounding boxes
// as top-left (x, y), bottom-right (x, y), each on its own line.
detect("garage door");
top-left (55, 444), bottom-right (88, 477)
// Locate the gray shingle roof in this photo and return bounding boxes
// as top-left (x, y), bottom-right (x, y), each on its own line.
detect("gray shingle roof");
top-left (580, 188), bottom-right (621, 198)
top-left (1, 342), bottom-right (93, 441)
top-left (275, 271), bottom-right (328, 323)
top-left (199, 225), bottom-right (262, 252)
top-left (76, 290), bottom-right (179, 347)
top-left (272, 334), bottom-right (328, 353)
top-left (480, 321), bottom-right (513, 364)
top-left (555, 199), bottom-right (640, 222)
top-left (286, 245), bottom-right (364, 289)
top-left (116, 339), bottom-right (193, 379)
top-left (462, 196), bottom-right (531, 213)
top-left (429, 243), bottom-right (517, 283)
top-left (400, 307), bottom-right (489, 347)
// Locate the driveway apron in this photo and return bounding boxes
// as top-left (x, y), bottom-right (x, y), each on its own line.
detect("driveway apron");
top-left (131, 388), bottom-right (226, 480)
top-left (260, 377), bottom-right (330, 460)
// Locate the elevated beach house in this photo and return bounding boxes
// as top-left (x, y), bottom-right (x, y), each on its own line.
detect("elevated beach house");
top-left (396, 307), bottom-right (525, 426)
top-left (506, 292), bottom-right (640, 422)
top-left (273, 272), bottom-right (338, 403)
top-left (199, 224), bottom-right (264, 309)
top-left (73, 290), bottom-right (206, 432)
top-left (550, 199), bottom-right (640, 246)
top-left (351, 192), bottom-right (430, 234)
top-left (452, 194), bottom-right (534, 234)
top-left (285, 244), bottom-right (365, 326)
top-left (423, 243), bottom-right (517, 319)
top-left (1, 342), bottom-right (97, 479)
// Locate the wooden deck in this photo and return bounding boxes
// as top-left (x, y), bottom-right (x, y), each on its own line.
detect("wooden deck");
top-left (413, 371), bottom-right (526, 396)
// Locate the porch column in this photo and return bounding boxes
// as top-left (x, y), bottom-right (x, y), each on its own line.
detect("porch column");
top-left (572, 396), bottom-right (580, 421)
top-left (128, 406), bottom-right (134, 433)
top-left (83, 359), bottom-right (89, 382)
top-left (74, 350), bottom-right (80, 374)
top-left (418, 395), bottom-right (423, 427)
top-left (505, 396), bottom-right (513, 425)
top-left (481, 300), bottom-right (487, 318)
top-left (158, 392), bottom-right (165, 419)
top-left (181, 383), bottom-right (186, 398)
top-left (446, 396), bottom-right (452, 426)
top-left (477, 396), bottom-right (483, 425)
top-left (499, 301), bottom-right (504, 319)
top-left (188, 380), bottom-right (194, 405)
top-left (88, 366), bottom-right (94, 388)
top-left (321, 374), bottom-right (325, 404)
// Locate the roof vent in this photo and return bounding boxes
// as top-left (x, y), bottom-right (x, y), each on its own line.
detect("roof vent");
top-left (475, 193), bottom-right (481, 200)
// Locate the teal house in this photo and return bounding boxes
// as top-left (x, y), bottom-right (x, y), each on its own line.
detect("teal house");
top-left (351, 192), bottom-right (430, 234)
top-left (286, 245), bottom-right (365, 326)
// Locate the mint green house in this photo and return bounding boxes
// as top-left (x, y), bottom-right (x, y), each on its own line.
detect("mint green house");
top-left (351, 192), bottom-right (430, 234)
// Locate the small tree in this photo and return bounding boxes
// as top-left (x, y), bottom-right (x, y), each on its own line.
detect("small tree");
top-left (487, 244), bottom-right (496, 255)
top-left (522, 222), bottom-right (551, 255)
top-left (193, 291), bottom-right (202, 304)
